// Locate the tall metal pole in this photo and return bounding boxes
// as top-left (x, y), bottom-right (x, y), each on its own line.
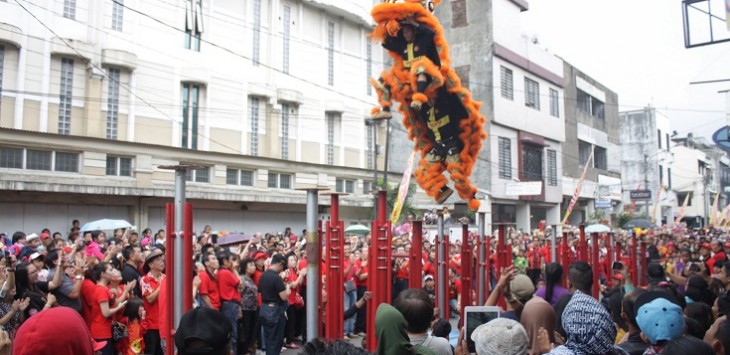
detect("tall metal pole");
top-left (173, 168), bottom-right (186, 328)
top-left (477, 212), bottom-right (486, 305)
top-left (305, 189), bottom-right (319, 342)
top-left (644, 154), bottom-right (650, 217)
top-left (436, 212), bottom-right (446, 320)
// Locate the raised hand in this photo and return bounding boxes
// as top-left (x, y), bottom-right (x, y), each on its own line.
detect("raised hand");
top-left (18, 297), bottom-right (30, 311)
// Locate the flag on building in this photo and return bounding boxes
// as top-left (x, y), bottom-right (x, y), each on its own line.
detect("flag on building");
top-left (390, 151), bottom-right (417, 224)
top-left (710, 192), bottom-right (720, 227)
top-left (562, 150), bottom-right (594, 225)
top-left (675, 192), bottom-right (691, 225)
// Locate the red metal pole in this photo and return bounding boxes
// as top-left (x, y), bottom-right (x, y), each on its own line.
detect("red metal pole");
top-left (485, 236), bottom-right (491, 300)
top-left (183, 203), bottom-right (193, 313)
top-left (164, 203), bottom-right (175, 355)
top-left (561, 232), bottom-right (570, 288)
top-left (496, 225), bottom-right (506, 309)
top-left (442, 233), bottom-right (450, 318)
top-left (579, 225), bottom-right (587, 262)
top-left (460, 224), bottom-right (472, 319)
top-left (325, 194), bottom-right (344, 340)
top-left (318, 219), bottom-right (324, 339)
top-left (630, 233), bottom-right (638, 284)
top-left (603, 233), bottom-right (613, 287)
top-left (592, 233), bottom-right (600, 299)
top-left (410, 221), bottom-right (423, 288)
top-left (640, 241), bottom-right (647, 287)
top-left (367, 191), bottom-right (389, 352)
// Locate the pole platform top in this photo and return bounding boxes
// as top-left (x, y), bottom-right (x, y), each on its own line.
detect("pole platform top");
top-left (158, 164), bottom-right (205, 171)
top-left (321, 192), bottom-right (349, 196)
top-left (294, 187), bottom-right (331, 192)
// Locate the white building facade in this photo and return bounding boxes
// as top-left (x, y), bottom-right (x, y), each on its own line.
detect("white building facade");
top-left (0, 0), bottom-right (384, 234)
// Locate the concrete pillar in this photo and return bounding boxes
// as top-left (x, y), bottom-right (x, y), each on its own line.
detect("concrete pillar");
top-left (516, 203), bottom-right (531, 231)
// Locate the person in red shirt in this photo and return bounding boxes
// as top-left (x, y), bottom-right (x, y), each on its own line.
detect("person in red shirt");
top-left (354, 245), bottom-right (369, 335)
top-left (343, 245), bottom-right (359, 339)
top-left (708, 240), bottom-right (727, 274)
top-left (540, 239), bottom-right (552, 265)
top-left (139, 249), bottom-right (165, 355)
top-left (448, 267), bottom-right (461, 318)
top-left (217, 251), bottom-right (242, 352)
top-left (284, 253), bottom-right (305, 349)
top-left (526, 241), bottom-right (542, 286)
top-left (88, 262), bottom-right (127, 355)
top-left (198, 252), bottom-right (221, 310)
top-left (392, 246), bottom-right (409, 303)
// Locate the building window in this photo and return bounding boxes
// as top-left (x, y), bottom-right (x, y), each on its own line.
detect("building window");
top-left (282, 5), bottom-right (290, 74)
top-left (268, 172), bottom-right (292, 189)
top-left (54, 152), bottom-right (79, 172)
top-left (547, 149), bottom-right (557, 186)
top-left (58, 58), bottom-right (74, 135)
top-left (63, 0), bottom-right (76, 19)
top-left (226, 168), bottom-right (254, 186)
top-left (106, 68), bottom-right (120, 139)
top-left (677, 192), bottom-right (693, 206)
top-left (578, 140), bottom-right (592, 165)
top-left (666, 133), bottom-right (671, 150)
top-left (498, 137), bottom-right (511, 179)
top-left (326, 112), bottom-right (336, 165)
top-left (549, 88), bottom-right (559, 117)
top-left (281, 103), bottom-right (290, 160)
top-left (659, 165), bottom-right (664, 185)
top-left (252, 0), bottom-right (261, 66)
top-left (106, 156), bottom-right (132, 176)
top-left (181, 83), bottom-right (200, 149)
top-left (594, 146), bottom-right (607, 170)
top-left (521, 144), bottom-right (543, 181)
top-left (0, 148), bottom-right (78, 172)
top-left (0, 147), bottom-right (23, 169)
top-left (249, 96), bottom-right (260, 156)
top-left (500, 66), bottom-right (513, 100)
top-left (577, 89), bottom-right (605, 119)
top-left (657, 129), bottom-right (662, 149)
top-left (336, 178), bottom-right (355, 193)
top-left (366, 41), bottom-right (372, 95)
top-left (668, 167), bottom-right (672, 189)
top-left (111, 0), bottom-right (124, 31)
top-left (186, 167), bottom-right (210, 183)
top-left (327, 21), bottom-right (334, 86)
top-left (185, 0), bottom-right (203, 51)
top-left (524, 77), bottom-right (540, 110)
top-left (363, 180), bottom-right (372, 194)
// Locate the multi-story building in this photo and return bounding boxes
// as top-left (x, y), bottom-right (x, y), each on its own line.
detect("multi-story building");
top-left (670, 133), bottom-right (727, 228)
top-left (619, 108), bottom-right (675, 225)
top-left (561, 62), bottom-right (622, 226)
top-left (424, 0), bottom-right (564, 231)
top-left (0, 0), bottom-right (384, 234)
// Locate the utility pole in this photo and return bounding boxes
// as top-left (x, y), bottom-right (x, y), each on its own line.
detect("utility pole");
top-left (704, 168), bottom-right (710, 228)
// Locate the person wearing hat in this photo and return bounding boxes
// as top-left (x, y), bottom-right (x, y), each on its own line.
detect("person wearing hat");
top-left (252, 250), bottom-right (268, 286)
top-left (140, 249), bottom-right (165, 355)
top-left (258, 253), bottom-right (290, 355)
top-left (175, 307), bottom-right (232, 355)
top-left (470, 318), bottom-right (528, 355)
top-left (700, 242), bottom-right (713, 264)
top-left (13, 306), bottom-right (107, 355)
top-left (634, 291), bottom-right (685, 353)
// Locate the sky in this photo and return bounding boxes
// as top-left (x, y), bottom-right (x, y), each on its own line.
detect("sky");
top-left (519, 0), bottom-right (730, 141)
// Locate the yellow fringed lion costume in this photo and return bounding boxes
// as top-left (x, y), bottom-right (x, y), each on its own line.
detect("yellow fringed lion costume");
top-left (370, 0), bottom-right (488, 211)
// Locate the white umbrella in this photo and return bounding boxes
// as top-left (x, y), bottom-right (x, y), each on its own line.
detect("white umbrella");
top-left (585, 224), bottom-right (611, 233)
top-left (345, 224), bottom-right (371, 235)
top-left (80, 219), bottom-right (132, 232)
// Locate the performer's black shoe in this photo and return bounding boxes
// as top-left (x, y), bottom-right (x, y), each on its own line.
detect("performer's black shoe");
top-left (436, 186), bottom-right (454, 204)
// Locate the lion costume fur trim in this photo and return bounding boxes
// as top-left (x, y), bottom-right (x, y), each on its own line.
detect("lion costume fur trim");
top-left (370, 2), bottom-right (487, 210)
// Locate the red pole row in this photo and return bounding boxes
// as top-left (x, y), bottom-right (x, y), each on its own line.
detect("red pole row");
top-left (640, 241), bottom-right (648, 288)
top-left (366, 191), bottom-right (391, 352)
top-left (325, 194), bottom-right (344, 340)
top-left (460, 224), bottom-right (472, 320)
top-left (183, 203), bottom-right (193, 314)
top-left (579, 224), bottom-right (587, 262)
top-left (591, 233), bottom-right (600, 299)
top-left (410, 221), bottom-right (423, 288)
top-left (606, 234), bottom-right (614, 288)
top-left (561, 232), bottom-right (570, 288)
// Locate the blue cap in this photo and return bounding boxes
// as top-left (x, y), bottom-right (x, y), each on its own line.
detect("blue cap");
top-left (635, 296), bottom-right (684, 344)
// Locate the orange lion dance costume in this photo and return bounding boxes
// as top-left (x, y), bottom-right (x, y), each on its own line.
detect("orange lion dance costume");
top-left (369, 0), bottom-right (487, 211)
